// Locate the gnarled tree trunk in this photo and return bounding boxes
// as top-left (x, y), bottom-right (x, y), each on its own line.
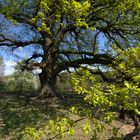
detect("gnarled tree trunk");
top-left (34, 25), bottom-right (68, 99)
top-left (38, 70), bottom-right (57, 98)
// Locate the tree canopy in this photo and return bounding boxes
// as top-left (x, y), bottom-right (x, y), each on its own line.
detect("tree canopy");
top-left (0, 0), bottom-right (140, 139)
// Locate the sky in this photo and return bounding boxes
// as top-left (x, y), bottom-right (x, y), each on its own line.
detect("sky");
top-left (0, 48), bottom-right (20, 75)
top-left (0, 14), bottom-right (107, 76)
top-left (0, 14), bottom-right (42, 75)
top-left (4, 60), bottom-right (16, 75)
top-left (1, 46), bottom-right (42, 75)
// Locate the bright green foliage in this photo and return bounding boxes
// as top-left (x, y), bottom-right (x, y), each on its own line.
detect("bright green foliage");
top-left (2, 0), bottom-right (140, 34)
top-left (46, 117), bottom-right (76, 137)
top-left (29, 0), bottom-right (91, 34)
top-left (70, 47), bottom-right (140, 139)
top-left (22, 127), bottom-right (45, 140)
top-left (22, 117), bottom-right (76, 139)
top-left (71, 68), bottom-right (116, 138)
top-left (113, 47), bottom-right (140, 114)
top-left (82, 121), bottom-right (91, 134)
top-left (71, 68), bottom-right (113, 109)
top-left (61, 0), bottom-right (90, 27)
top-left (0, 0), bottom-right (28, 23)
top-left (115, 47), bottom-right (140, 76)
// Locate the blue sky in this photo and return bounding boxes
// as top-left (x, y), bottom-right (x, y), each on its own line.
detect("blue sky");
top-left (0, 15), bottom-right (107, 75)
top-left (0, 15), bottom-right (41, 75)
top-left (0, 45), bottom-right (42, 75)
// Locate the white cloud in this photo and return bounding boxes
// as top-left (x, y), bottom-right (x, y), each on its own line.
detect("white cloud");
top-left (4, 60), bottom-right (16, 75)
top-left (33, 68), bottom-right (42, 73)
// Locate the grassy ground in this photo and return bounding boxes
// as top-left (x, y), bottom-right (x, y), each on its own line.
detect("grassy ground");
top-left (0, 92), bottom-right (136, 140)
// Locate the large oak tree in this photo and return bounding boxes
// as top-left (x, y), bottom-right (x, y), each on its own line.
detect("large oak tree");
top-left (0, 0), bottom-right (140, 97)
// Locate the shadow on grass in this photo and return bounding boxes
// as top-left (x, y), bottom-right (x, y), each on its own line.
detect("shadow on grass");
top-left (1, 92), bottom-right (135, 140)
top-left (0, 96), bottom-right (63, 139)
top-left (0, 92), bottom-right (91, 139)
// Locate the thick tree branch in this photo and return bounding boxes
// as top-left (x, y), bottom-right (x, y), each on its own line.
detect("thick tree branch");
top-left (59, 51), bottom-right (112, 58)
top-left (56, 54), bottom-right (114, 74)
top-left (59, 51), bottom-right (95, 56)
top-left (0, 37), bottom-right (42, 49)
top-left (16, 53), bottom-right (43, 71)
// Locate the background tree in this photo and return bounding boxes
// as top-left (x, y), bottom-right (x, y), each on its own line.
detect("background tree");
top-left (0, 0), bottom-right (140, 97)
top-left (8, 61), bottom-right (39, 93)
top-left (0, 56), bottom-right (5, 87)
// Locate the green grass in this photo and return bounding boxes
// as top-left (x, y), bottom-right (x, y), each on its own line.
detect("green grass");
top-left (0, 93), bottom-right (84, 139)
top-left (0, 92), bottom-right (135, 140)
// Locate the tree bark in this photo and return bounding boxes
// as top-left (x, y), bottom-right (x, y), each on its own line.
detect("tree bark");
top-left (38, 70), bottom-right (57, 98)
